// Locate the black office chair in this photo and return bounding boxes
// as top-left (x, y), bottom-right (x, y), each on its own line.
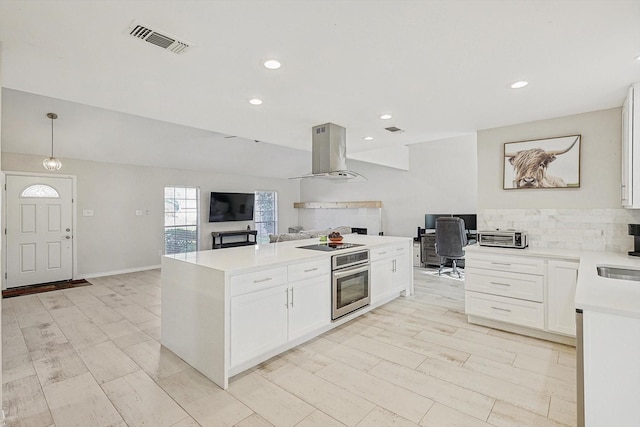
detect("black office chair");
top-left (435, 217), bottom-right (467, 278)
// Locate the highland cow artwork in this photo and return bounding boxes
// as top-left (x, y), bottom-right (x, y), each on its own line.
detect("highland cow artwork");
top-left (503, 135), bottom-right (581, 190)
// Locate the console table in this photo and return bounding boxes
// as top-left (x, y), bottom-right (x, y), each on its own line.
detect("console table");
top-left (211, 230), bottom-right (258, 249)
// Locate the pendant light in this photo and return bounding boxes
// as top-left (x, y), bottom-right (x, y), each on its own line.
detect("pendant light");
top-left (43, 112), bottom-right (62, 171)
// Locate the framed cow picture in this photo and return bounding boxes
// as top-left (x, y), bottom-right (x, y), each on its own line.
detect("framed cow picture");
top-left (503, 135), bottom-right (581, 190)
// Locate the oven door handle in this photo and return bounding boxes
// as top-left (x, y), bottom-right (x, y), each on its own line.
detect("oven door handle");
top-left (333, 264), bottom-right (370, 279)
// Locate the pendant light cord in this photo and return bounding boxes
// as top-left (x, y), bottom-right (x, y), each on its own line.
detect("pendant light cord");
top-left (51, 116), bottom-right (54, 157)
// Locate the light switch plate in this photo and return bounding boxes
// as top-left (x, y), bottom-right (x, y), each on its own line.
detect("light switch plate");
top-left (82, 210), bottom-right (94, 217)
top-left (136, 210), bottom-right (143, 216)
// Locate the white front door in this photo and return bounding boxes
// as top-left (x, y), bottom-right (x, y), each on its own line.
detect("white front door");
top-left (6, 175), bottom-right (73, 288)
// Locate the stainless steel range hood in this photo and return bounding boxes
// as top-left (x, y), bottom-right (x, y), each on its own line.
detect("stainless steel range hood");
top-left (290, 123), bottom-right (366, 180)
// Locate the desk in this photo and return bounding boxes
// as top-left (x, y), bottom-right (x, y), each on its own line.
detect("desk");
top-left (420, 230), bottom-right (476, 267)
top-left (211, 230), bottom-right (258, 249)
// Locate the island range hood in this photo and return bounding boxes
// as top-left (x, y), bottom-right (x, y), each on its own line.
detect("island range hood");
top-left (290, 123), bottom-right (366, 180)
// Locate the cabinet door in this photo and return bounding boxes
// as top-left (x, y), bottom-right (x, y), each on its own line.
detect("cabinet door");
top-left (288, 275), bottom-right (331, 341)
top-left (230, 285), bottom-right (288, 367)
top-left (371, 258), bottom-right (394, 304)
top-left (547, 260), bottom-right (579, 336)
top-left (392, 254), bottom-right (411, 293)
top-left (622, 85), bottom-right (633, 207)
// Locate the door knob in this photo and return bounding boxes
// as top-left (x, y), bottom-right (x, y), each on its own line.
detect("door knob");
top-left (64, 236), bottom-right (71, 240)
top-left (66, 228), bottom-right (71, 232)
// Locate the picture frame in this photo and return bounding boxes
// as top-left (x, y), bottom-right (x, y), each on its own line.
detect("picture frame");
top-left (503, 135), bottom-right (581, 190)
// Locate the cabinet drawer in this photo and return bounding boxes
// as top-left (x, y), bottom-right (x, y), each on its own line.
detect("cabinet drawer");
top-left (466, 253), bottom-right (544, 275)
top-left (465, 267), bottom-right (543, 302)
top-left (371, 244), bottom-right (407, 262)
top-left (465, 291), bottom-right (544, 330)
top-left (288, 259), bottom-right (330, 282)
top-left (230, 267), bottom-right (287, 297)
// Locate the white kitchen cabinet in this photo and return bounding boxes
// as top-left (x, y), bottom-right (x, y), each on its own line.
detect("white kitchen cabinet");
top-left (230, 261), bottom-right (330, 367)
top-left (288, 275), bottom-right (331, 341)
top-left (465, 256), bottom-right (545, 329)
top-left (547, 260), bottom-right (579, 336)
top-left (583, 310), bottom-right (640, 426)
top-left (465, 247), bottom-right (578, 342)
top-left (371, 243), bottom-right (410, 304)
top-left (230, 284), bottom-right (289, 366)
top-left (393, 249), bottom-right (411, 291)
top-left (622, 82), bottom-right (640, 208)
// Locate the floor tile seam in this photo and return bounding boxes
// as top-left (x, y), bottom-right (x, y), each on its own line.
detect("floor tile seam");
top-left (412, 358), bottom-right (553, 415)
top-left (97, 367), bottom-right (155, 425)
top-left (342, 331), bottom-right (431, 365)
top-left (366, 362), bottom-right (495, 422)
top-left (410, 331), bottom-right (518, 364)
top-left (451, 330), bottom-right (563, 361)
top-left (420, 399), bottom-right (495, 425)
top-left (226, 376), bottom-right (316, 427)
top-left (461, 356), bottom-right (575, 401)
top-left (291, 408), bottom-right (346, 427)
top-left (511, 357), bottom-right (576, 383)
top-left (255, 364), bottom-right (377, 426)
top-left (364, 311), bottom-right (459, 336)
top-left (2, 376), bottom-right (54, 426)
top-left (314, 358), bottom-right (437, 415)
top-left (365, 330), bottom-right (466, 362)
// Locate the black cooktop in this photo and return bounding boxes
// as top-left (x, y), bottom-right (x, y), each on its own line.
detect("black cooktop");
top-left (297, 243), bottom-right (364, 252)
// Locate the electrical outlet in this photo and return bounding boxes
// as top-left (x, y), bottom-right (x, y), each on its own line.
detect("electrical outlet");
top-left (82, 209), bottom-right (94, 217)
top-left (135, 210), bottom-right (143, 216)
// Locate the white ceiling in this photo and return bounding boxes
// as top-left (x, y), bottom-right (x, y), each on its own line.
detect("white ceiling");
top-left (1, 0), bottom-right (639, 173)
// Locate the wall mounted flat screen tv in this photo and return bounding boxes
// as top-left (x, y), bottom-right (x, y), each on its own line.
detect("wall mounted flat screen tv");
top-left (209, 192), bottom-right (255, 222)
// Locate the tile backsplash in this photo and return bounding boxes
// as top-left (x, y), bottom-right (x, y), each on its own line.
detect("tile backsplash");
top-left (478, 209), bottom-right (640, 252)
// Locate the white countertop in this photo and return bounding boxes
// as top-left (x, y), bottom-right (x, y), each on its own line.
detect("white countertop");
top-left (466, 244), bottom-right (640, 319)
top-left (164, 234), bottom-right (412, 274)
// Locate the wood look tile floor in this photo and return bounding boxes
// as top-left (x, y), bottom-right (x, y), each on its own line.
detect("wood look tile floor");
top-left (2, 268), bottom-right (577, 427)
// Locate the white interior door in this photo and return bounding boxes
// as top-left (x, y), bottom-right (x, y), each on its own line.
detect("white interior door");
top-left (6, 175), bottom-right (73, 288)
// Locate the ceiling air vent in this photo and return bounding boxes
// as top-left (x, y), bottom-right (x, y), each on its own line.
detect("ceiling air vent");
top-left (385, 126), bottom-right (404, 133)
top-left (128, 21), bottom-right (191, 54)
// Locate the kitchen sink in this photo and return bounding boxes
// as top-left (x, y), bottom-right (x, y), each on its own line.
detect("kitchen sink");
top-left (596, 265), bottom-right (640, 281)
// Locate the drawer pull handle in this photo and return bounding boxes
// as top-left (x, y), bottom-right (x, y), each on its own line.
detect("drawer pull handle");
top-left (490, 281), bottom-right (511, 287)
top-left (254, 277), bottom-right (273, 284)
top-left (491, 306), bottom-right (512, 313)
top-left (396, 248), bottom-right (403, 251)
top-left (379, 251), bottom-right (387, 255)
top-left (491, 262), bottom-right (512, 266)
top-left (304, 268), bottom-right (319, 273)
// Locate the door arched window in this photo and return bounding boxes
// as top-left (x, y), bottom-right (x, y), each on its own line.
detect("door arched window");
top-left (20, 184), bottom-right (60, 198)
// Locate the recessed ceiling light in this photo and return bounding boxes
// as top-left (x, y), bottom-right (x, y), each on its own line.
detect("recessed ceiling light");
top-left (264, 59), bottom-right (281, 70)
top-left (249, 98), bottom-right (263, 105)
top-left (379, 114), bottom-right (392, 120)
top-left (510, 81), bottom-right (529, 89)
top-left (363, 136), bottom-right (374, 141)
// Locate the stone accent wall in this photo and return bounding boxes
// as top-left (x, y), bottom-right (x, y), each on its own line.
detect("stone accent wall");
top-left (478, 209), bottom-right (640, 252)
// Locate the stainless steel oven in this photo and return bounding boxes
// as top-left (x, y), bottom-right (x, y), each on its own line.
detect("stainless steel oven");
top-left (332, 249), bottom-right (370, 320)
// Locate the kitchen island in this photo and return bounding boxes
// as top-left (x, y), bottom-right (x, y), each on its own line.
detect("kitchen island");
top-left (161, 234), bottom-right (412, 389)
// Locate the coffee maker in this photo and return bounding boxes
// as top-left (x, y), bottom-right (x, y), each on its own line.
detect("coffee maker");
top-left (628, 224), bottom-right (640, 256)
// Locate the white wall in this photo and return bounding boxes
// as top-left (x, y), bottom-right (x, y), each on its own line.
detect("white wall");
top-left (476, 107), bottom-right (640, 252)
top-left (2, 153), bottom-right (300, 277)
top-left (477, 108), bottom-right (621, 210)
top-left (299, 134), bottom-right (478, 237)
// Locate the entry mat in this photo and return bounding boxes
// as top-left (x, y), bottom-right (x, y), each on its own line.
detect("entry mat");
top-left (2, 279), bottom-right (91, 299)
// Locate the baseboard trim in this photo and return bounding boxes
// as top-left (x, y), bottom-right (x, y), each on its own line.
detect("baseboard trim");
top-left (467, 315), bottom-right (576, 346)
top-left (78, 265), bottom-right (161, 280)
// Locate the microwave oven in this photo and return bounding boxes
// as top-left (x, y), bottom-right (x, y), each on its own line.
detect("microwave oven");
top-left (477, 230), bottom-right (528, 249)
